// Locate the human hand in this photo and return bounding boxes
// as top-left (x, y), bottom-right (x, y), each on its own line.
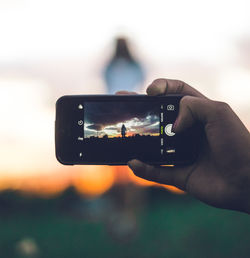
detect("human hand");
top-left (128, 79), bottom-right (250, 214)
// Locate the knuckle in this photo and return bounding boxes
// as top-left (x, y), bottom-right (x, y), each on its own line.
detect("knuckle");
top-left (215, 101), bottom-right (230, 109)
top-left (173, 79), bottom-right (186, 87)
top-left (214, 101), bottom-right (230, 115)
top-left (174, 80), bottom-right (186, 94)
top-left (180, 95), bottom-right (193, 106)
top-left (174, 79), bottom-right (185, 86)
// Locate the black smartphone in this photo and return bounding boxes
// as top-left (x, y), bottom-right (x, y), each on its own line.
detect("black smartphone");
top-left (55, 94), bottom-right (202, 165)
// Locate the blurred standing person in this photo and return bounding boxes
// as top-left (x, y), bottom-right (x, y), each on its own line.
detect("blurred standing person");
top-left (102, 37), bottom-right (146, 241)
top-left (104, 37), bottom-right (145, 94)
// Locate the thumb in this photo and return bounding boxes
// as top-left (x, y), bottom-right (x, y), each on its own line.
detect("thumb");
top-left (174, 96), bottom-right (217, 133)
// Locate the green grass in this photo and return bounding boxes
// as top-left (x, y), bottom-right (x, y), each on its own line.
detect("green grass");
top-left (0, 189), bottom-right (250, 258)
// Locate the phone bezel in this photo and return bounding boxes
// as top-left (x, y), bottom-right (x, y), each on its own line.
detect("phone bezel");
top-left (55, 94), bottom-right (200, 166)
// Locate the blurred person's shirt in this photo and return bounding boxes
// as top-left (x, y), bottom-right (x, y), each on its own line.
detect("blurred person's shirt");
top-left (104, 58), bottom-right (144, 93)
top-left (104, 38), bottom-right (145, 94)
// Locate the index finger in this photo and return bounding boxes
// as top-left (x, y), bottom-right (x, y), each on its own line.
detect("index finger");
top-left (128, 159), bottom-right (197, 192)
top-left (147, 78), bottom-right (207, 98)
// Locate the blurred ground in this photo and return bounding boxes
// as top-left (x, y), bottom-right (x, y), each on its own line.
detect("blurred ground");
top-left (0, 187), bottom-right (249, 258)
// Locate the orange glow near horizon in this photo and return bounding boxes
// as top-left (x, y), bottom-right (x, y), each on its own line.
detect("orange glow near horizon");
top-left (73, 166), bottom-right (115, 198)
top-left (106, 132), bottom-right (160, 138)
top-left (0, 173), bottom-right (72, 197)
top-left (0, 165), bottom-right (184, 198)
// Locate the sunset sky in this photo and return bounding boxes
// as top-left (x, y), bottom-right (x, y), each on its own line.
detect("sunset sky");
top-left (84, 102), bottom-right (159, 138)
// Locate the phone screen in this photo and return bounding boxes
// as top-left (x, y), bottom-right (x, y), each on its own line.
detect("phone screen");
top-left (55, 95), bottom-right (200, 165)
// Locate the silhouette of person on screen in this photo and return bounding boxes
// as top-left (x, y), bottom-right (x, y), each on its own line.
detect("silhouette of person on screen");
top-left (121, 124), bottom-right (127, 138)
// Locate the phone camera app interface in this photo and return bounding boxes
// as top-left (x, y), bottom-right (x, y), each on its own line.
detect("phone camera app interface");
top-left (76, 101), bottom-right (164, 162)
top-left (74, 100), bottom-right (178, 163)
top-left (84, 102), bottom-right (159, 139)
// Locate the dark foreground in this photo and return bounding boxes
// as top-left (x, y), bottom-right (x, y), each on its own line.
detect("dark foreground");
top-left (0, 187), bottom-right (249, 258)
top-left (82, 136), bottom-right (159, 162)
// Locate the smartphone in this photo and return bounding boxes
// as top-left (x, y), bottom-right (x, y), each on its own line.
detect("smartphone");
top-left (55, 94), bottom-right (202, 165)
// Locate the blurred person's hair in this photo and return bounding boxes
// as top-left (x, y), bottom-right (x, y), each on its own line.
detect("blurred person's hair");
top-left (114, 38), bottom-right (134, 61)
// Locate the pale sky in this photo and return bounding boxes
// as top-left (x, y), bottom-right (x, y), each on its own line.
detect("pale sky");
top-left (0, 0), bottom-right (250, 178)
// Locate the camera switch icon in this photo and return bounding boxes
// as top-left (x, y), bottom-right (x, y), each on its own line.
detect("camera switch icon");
top-left (167, 104), bottom-right (175, 111)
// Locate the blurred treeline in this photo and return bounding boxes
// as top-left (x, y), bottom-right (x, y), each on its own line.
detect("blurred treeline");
top-left (0, 186), bottom-right (250, 258)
